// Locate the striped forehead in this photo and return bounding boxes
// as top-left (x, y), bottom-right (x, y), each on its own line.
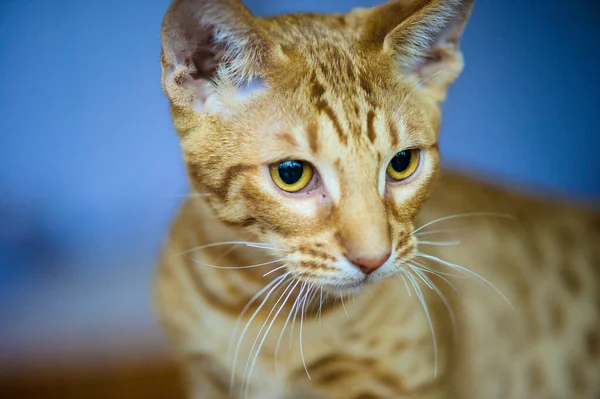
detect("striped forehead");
top-left (259, 47), bottom-right (431, 201)
top-left (288, 97), bottom-right (409, 203)
top-left (303, 63), bottom-right (405, 154)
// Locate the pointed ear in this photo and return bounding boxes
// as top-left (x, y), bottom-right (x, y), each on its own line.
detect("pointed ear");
top-left (362, 0), bottom-right (474, 102)
top-left (160, 0), bottom-right (270, 111)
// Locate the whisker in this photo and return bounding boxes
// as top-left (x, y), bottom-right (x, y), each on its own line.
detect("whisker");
top-left (243, 278), bottom-right (297, 397)
top-left (414, 228), bottom-right (471, 237)
top-left (409, 261), bottom-right (462, 279)
top-left (244, 243), bottom-right (280, 250)
top-left (409, 266), bottom-right (434, 290)
top-left (263, 264), bottom-right (288, 277)
top-left (229, 273), bottom-right (289, 391)
top-left (227, 276), bottom-right (284, 360)
top-left (299, 285), bottom-right (312, 380)
top-left (289, 282), bottom-right (307, 349)
top-left (274, 280), bottom-right (301, 368)
top-left (404, 270), bottom-right (438, 378)
top-left (409, 262), bottom-right (463, 294)
top-left (261, 281), bottom-right (297, 375)
top-left (339, 290), bottom-right (349, 317)
top-left (177, 240), bottom-right (281, 256)
top-left (418, 240), bottom-right (461, 246)
top-left (416, 252), bottom-right (513, 308)
top-left (306, 287), bottom-right (321, 323)
top-left (413, 212), bottom-right (515, 235)
top-left (398, 273), bottom-right (412, 296)
top-left (306, 287), bottom-right (320, 307)
top-left (212, 243), bottom-right (239, 265)
top-left (408, 264), bottom-right (457, 340)
top-left (318, 287), bottom-right (324, 325)
top-left (400, 70), bottom-right (443, 110)
top-left (189, 256), bottom-right (285, 270)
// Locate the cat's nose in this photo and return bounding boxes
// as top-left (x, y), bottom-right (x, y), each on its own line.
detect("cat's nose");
top-left (349, 252), bottom-right (391, 275)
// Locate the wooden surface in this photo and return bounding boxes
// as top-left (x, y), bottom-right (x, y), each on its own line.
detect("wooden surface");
top-left (0, 360), bottom-right (186, 399)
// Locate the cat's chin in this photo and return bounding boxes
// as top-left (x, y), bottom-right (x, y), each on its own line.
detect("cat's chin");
top-left (320, 272), bottom-right (394, 296)
top-left (320, 280), bottom-right (367, 296)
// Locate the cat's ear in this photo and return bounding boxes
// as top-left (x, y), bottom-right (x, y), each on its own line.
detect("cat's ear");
top-left (361, 0), bottom-right (474, 101)
top-left (160, 0), bottom-right (270, 111)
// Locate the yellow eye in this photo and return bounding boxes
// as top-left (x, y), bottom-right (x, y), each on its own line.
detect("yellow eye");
top-left (386, 149), bottom-right (420, 181)
top-left (269, 160), bottom-right (314, 192)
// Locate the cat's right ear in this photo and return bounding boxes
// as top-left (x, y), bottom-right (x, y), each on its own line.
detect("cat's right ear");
top-left (160, 0), bottom-right (270, 111)
top-left (358, 0), bottom-right (474, 102)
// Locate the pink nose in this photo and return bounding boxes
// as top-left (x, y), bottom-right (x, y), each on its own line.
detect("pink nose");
top-left (349, 252), bottom-right (390, 275)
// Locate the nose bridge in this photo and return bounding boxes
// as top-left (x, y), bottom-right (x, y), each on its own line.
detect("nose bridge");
top-left (337, 181), bottom-right (391, 260)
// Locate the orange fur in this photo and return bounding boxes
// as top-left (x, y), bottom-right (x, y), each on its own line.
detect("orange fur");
top-left (155, 1), bottom-right (600, 398)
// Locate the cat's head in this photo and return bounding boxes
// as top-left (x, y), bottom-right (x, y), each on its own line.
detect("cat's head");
top-left (160, 0), bottom-right (473, 293)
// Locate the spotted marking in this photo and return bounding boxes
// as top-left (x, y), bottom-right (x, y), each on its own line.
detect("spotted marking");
top-left (549, 299), bottom-right (566, 333)
top-left (560, 266), bottom-right (582, 296)
top-left (586, 328), bottom-right (600, 359)
top-left (528, 362), bottom-right (545, 393)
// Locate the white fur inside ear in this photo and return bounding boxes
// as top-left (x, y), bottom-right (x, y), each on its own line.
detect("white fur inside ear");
top-left (192, 80), bottom-right (219, 113)
top-left (196, 77), bottom-right (269, 115)
top-left (234, 78), bottom-right (268, 102)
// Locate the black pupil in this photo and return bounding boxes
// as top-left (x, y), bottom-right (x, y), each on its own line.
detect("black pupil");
top-left (278, 161), bottom-right (304, 185)
top-left (390, 150), bottom-right (412, 172)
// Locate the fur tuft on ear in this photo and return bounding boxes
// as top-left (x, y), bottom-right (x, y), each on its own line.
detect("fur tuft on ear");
top-left (160, 0), bottom-right (270, 111)
top-left (362, 0), bottom-right (474, 101)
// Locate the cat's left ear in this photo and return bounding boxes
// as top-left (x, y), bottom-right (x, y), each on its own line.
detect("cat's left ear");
top-left (160, 0), bottom-right (271, 112)
top-left (360, 0), bottom-right (474, 102)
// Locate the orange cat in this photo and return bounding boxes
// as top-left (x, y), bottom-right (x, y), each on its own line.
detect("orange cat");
top-left (155, 0), bottom-right (600, 398)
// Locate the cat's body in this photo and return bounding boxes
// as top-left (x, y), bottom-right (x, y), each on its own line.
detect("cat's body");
top-left (155, 0), bottom-right (600, 398)
top-left (157, 172), bottom-right (600, 399)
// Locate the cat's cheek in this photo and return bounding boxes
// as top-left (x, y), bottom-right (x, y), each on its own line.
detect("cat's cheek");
top-left (318, 192), bottom-right (330, 207)
top-left (279, 195), bottom-right (324, 219)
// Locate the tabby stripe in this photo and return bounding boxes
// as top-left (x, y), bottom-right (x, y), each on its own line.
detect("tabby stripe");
top-left (216, 164), bottom-right (254, 201)
top-left (318, 101), bottom-right (348, 145)
top-left (183, 256), bottom-right (251, 315)
top-left (187, 354), bottom-right (230, 394)
top-left (294, 247), bottom-right (337, 262)
top-left (359, 74), bottom-right (373, 97)
top-left (299, 261), bottom-right (337, 272)
top-left (305, 354), bottom-right (373, 373)
top-left (187, 162), bottom-right (253, 201)
top-left (366, 110), bottom-right (377, 143)
top-left (279, 131), bottom-right (298, 147)
top-left (310, 73), bottom-right (349, 145)
top-left (310, 76), bottom-right (326, 100)
top-left (221, 216), bottom-right (259, 229)
top-left (307, 121), bottom-right (319, 153)
top-left (388, 119), bottom-right (399, 148)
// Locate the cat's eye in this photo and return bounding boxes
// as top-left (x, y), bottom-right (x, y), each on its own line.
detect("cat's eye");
top-left (386, 149), bottom-right (420, 181)
top-left (269, 160), bottom-right (314, 192)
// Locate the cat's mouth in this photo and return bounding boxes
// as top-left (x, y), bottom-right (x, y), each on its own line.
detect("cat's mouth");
top-left (285, 251), bottom-right (407, 295)
top-left (320, 281), bottom-right (365, 296)
top-left (318, 260), bottom-right (405, 295)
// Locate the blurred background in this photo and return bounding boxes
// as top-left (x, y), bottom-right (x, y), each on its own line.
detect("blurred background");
top-left (0, 0), bottom-right (598, 397)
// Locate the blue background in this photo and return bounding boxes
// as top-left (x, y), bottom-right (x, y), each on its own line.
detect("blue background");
top-left (0, 0), bottom-right (598, 365)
